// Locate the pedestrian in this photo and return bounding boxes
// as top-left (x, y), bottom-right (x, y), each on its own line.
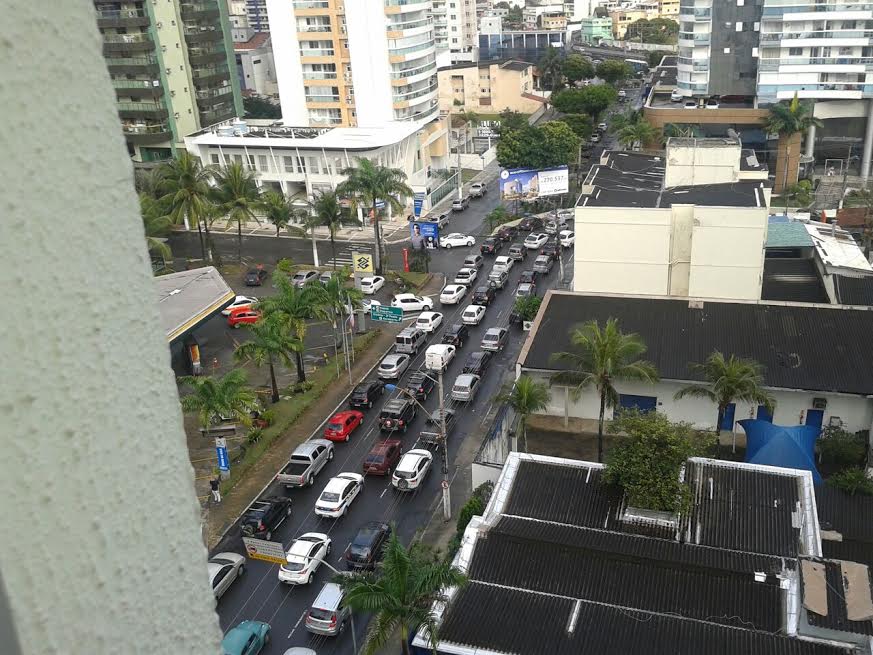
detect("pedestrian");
top-left (210, 477), bottom-right (221, 503)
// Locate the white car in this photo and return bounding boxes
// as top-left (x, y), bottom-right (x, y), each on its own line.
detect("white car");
top-left (221, 295), bottom-right (258, 316)
top-left (597, 122), bottom-right (607, 131)
top-left (461, 304), bottom-right (487, 325)
top-left (362, 299), bottom-right (382, 314)
top-left (391, 293), bottom-right (434, 312)
top-left (392, 449), bottom-right (434, 492)
top-left (524, 233), bottom-right (548, 249)
top-left (441, 233), bottom-right (475, 249)
top-left (208, 552), bottom-right (246, 599)
top-left (425, 343), bottom-right (456, 371)
top-left (618, 89), bottom-right (627, 98)
top-left (439, 284), bottom-right (467, 305)
top-left (493, 256), bottom-right (514, 274)
top-left (559, 230), bottom-right (576, 247)
top-left (278, 533), bottom-right (332, 585)
top-left (416, 311), bottom-right (443, 333)
top-left (314, 473), bottom-right (364, 518)
top-left (378, 353), bottom-right (411, 379)
top-left (361, 275), bottom-right (385, 295)
top-left (671, 88), bottom-right (683, 102)
top-left (684, 100), bottom-right (698, 109)
top-left (454, 268), bottom-right (478, 286)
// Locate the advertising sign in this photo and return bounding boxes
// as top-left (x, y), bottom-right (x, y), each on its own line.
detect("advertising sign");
top-left (352, 252), bottom-right (374, 274)
top-left (242, 537), bottom-right (287, 565)
top-left (499, 166), bottom-right (569, 201)
top-left (413, 192), bottom-right (425, 217)
top-left (409, 220), bottom-right (440, 250)
top-left (215, 437), bottom-right (229, 472)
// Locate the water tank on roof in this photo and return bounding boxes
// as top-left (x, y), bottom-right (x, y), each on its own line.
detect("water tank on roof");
top-left (217, 125), bottom-right (234, 137)
top-left (232, 120), bottom-right (249, 135)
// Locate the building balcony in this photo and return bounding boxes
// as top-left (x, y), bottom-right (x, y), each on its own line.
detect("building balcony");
top-left (180, 2), bottom-right (221, 20)
top-left (762, 3), bottom-right (873, 17)
top-left (385, 0), bottom-right (432, 15)
top-left (678, 31), bottom-right (710, 45)
top-left (761, 29), bottom-right (873, 41)
top-left (677, 56), bottom-right (709, 71)
top-left (191, 65), bottom-right (230, 84)
top-left (102, 33), bottom-right (154, 54)
top-left (393, 81), bottom-right (437, 103)
top-left (300, 48), bottom-right (335, 58)
top-left (293, 0), bottom-right (330, 7)
top-left (195, 85), bottom-right (234, 102)
top-left (199, 106), bottom-right (237, 126)
top-left (96, 8), bottom-right (150, 28)
top-left (389, 41), bottom-right (436, 63)
top-left (117, 101), bottom-right (169, 119)
top-left (678, 7), bottom-right (711, 20)
top-left (112, 78), bottom-right (164, 98)
top-left (188, 47), bottom-right (228, 65)
top-left (123, 122), bottom-right (172, 144)
top-left (184, 27), bottom-right (223, 44)
top-left (297, 25), bottom-right (332, 34)
top-left (105, 56), bottom-right (159, 74)
top-left (758, 56), bottom-right (873, 70)
top-left (305, 95), bottom-right (341, 103)
top-left (302, 71), bottom-right (338, 80)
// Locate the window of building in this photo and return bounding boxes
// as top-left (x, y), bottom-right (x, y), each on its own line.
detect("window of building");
top-left (789, 47), bottom-right (802, 56)
top-left (284, 156), bottom-right (296, 173)
top-left (211, 154), bottom-right (220, 165)
top-left (258, 155), bottom-right (268, 171)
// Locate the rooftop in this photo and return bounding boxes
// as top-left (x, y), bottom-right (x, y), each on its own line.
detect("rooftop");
top-left (761, 258), bottom-right (830, 304)
top-left (767, 220), bottom-right (815, 249)
top-left (805, 222), bottom-right (873, 273)
top-left (233, 32), bottom-right (269, 51)
top-left (833, 274), bottom-right (873, 307)
top-left (155, 267), bottom-right (235, 343)
top-left (816, 484), bottom-right (873, 566)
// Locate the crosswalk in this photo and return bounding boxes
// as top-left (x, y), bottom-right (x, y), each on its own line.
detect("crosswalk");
top-left (325, 242), bottom-right (372, 269)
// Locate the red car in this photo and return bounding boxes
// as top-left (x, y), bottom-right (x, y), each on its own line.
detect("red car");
top-left (362, 439), bottom-right (402, 476)
top-left (324, 410), bottom-right (364, 442)
top-left (227, 307), bottom-right (261, 328)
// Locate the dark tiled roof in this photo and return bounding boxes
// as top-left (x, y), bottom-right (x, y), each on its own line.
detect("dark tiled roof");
top-left (803, 558), bottom-right (873, 636)
top-left (521, 292), bottom-right (873, 395)
top-left (822, 540), bottom-right (873, 567)
top-left (834, 274), bottom-right (873, 306)
top-left (661, 182), bottom-right (765, 208)
top-left (439, 582), bottom-right (852, 655)
top-left (661, 56), bottom-right (678, 67)
top-left (815, 485), bottom-right (873, 542)
top-left (762, 258), bottom-right (829, 304)
top-left (234, 32), bottom-right (269, 51)
top-left (602, 150), bottom-right (666, 175)
top-left (501, 60), bottom-right (532, 71)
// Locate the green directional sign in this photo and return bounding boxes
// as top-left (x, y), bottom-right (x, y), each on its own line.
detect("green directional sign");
top-left (371, 305), bottom-right (403, 323)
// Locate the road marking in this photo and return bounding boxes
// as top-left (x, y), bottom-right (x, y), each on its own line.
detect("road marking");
top-left (288, 609), bottom-right (306, 638)
top-left (380, 487), bottom-right (388, 498)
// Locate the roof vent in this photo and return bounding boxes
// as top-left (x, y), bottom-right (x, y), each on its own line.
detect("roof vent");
top-left (620, 505), bottom-right (679, 537)
top-left (688, 299), bottom-right (704, 309)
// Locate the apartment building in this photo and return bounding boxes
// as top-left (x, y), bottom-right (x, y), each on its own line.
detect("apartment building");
top-left (438, 59), bottom-right (543, 113)
top-left (96, 0), bottom-right (242, 163)
top-left (267, 0), bottom-right (439, 127)
top-left (234, 33), bottom-right (278, 96)
top-left (245, 0), bottom-right (269, 31)
top-left (433, 0), bottom-right (478, 64)
top-left (609, 4), bottom-right (658, 39)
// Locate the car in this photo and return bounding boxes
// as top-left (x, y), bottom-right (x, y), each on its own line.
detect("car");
top-left (362, 440), bottom-right (402, 476)
top-left (425, 407), bottom-right (457, 431)
top-left (480, 238), bottom-right (502, 255)
top-left (481, 327), bottom-right (508, 352)
top-left (323, 410), bottom-right (364, 442)
top-left (441, 232), bottom-right (475, 249)
top-left (488, 269), bottom-right (509, 289)
top-left (462, 350), bottom-right (493, 375)
top-left (415, 311), bottom-right (443, 333)
top-left (228, 307), bottom-right (261, 328)
top-left (597, 121), bottom-right (608, 131)
top-left (515, 282), bottom-right (537, 297)
top-left (524, 232), bottom-right (548, 249)
top-left (590, 134), bottom-right (601, 143)
top-left (245, 267), bottom-right (268, 287)
top-left (705, 98), bottom-right (719, 109)
top-left (472, 285), bottom-right (496, 306)
top-left (379, 397), bottom-right (416, 432)
top-left (314, 472), bottom-right (364, 518)
top-left (442, 323), bottom-right (469, 347)
top-left (392, 449), bottom-right (434, 491)
top-left (453, 267), bottom-right (478, 286)
top-left (291, 269), bottom-right (319, 287)
top-left (508, 244), bottom-right (527, 261)
top-left (391, 293), bottom-right (434, 312)
top-left (378, 353), bottom-right (411, 379)
top-left (618, 89), bottom-right (627, 98)
top-left (241, 496), bottom-right (292, 541)
top-left (469, 182), bottom-right (487, 197)
top-left (533, 254), bottom-right (554, 274)
top-left (222, 295), bottom-right (258, 316)
top-left (496, 225), bottom-right (518, 241)
top-left (543, 220), bottom-right (559, 235)
top-left (518, 216), bottom-right (543, 231)
top-left (221, 620), bottom-right (271, 655)
top-left (277, 440), bottom-right (334, 488)
top-left (345, 521), bottom-right (392, 569)
top-left (684, 100), bottom-right (698, 109)
top-left (425, 343), bottom-right (456, 371)
top-left (439, 284), bottom-right (467, 305)
top-left (559, 230), bottom-right (575, 247)
top-left (405, 369), bottom-right (436, 401)
top-left (433, 212), bottom-right (452, 228)
top-left (451, 373), bottom-right (481, 402)
top-left (461, 304), bottom-right (487, 325)
top-left (361, 275), bottom-right (385, 295)
top-left (519, 269), bottom-right (538, 285)
top-left (451, 195), bottom-right (471, 211)
top-left (349, 379), bottom-right (384, 409)
top-left (671, 88), bottom-right (683, 102)
top-left (209, 552), bottom-right (246, 599)
top-left (305, 583), bottom-right (350, 637)
top-left (362, 298), bottom-right (381, 315)
top-left (319, 271), bottom-right (335, 285)
top-left (463, 253), bottom-right (485, 270)
top-left (540, 241), bottom-right (562, 262)
top-left (493, 256), bottom-right (514, 274)
top-left (278, 533), bottom-right (331, 585)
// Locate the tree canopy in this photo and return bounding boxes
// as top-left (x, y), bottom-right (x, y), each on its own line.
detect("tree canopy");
top-left (243, 96), bottom-right (281, 119)
top-left (623, 18), bottom-right (679, 45)
top-left (496, 122), bottom-right (581, 169)
top-left (595, 59), bottom-right (633, 85)
top-left (557, 113), bottom-right (594, 140)
top-left (562, 54), bottom-right (595, 83)
top-left (552, 85), bottom-right (617, 118)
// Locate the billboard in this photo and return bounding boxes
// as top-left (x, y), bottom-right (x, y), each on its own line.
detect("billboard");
top-left (499, 166), bottom-right (569, 201)
top-left (410, 221), bottom-right (440, 250)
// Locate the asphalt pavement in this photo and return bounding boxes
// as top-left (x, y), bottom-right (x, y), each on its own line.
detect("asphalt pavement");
top-left (209, 179), bottom-right (575, 654)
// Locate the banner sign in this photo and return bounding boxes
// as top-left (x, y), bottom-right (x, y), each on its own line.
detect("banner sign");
top-left (410, 220), bottom-right (440, 250)
top-left (413, 192), bottom-right (425, 217)
top-left (499, 166), bottom-right (569, 200)
top-left (242, 537), bottom-right (287, 565)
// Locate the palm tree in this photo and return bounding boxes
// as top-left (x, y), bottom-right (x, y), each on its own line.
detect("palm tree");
top-left (212, 162), bottom-right (263, 263)
top-left (500, 376), bottom-right (550, 451)
top-left (308, 189), bottom-right (361, 270)
top-left (178, 369), bottom-right (259, 432)
top-left (538, 46), bottom-right (564, 93)
top-left (321, 272), bottom-right (363, 364)
top-left (674, 351), bottom-right (775, 453)
top-left (458, 110), bottom-right (480, 153)
top-left (233, 315), bottom-right (303, 404)
top-left (158, 152), bottom-right (214, 261)
top-left (259, 189), bottom-right (294, 237)
top-left (139, 193), bottom-right (172, 264)
top-left (764, 93), bottom-right (822, 192)
top-left (617, 121), bottom-right (657, 151)
top-left (258, 271), bottom-right (329, 383)
top-left (134, 167), bottom-right (165, 199)
top-left (551, 318), bottom-right (659, 463)
top-left (341, 532), bottom-right (467, 655)
top-left (608, 109), bottom-right (643, 134)
top-left (339, 158), bottom-right (414, 275)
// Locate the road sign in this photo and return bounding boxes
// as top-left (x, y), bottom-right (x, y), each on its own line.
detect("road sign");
top-left (353, 251), bottom-right (373, 274)
top-left (242, 537), bottom-right (287, 565)
top-left (441, 479), bottom-right (449, 490)
top-left (215, 437), bottom-right (229, 472)
top-left (371, 305), bottom-right (403, 323)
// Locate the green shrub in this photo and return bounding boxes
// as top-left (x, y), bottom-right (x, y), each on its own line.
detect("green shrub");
top-left (247, 428), bottom-right (264, 444)
top-left (828, 467), bottom-right (873, 496)
top-left (446, 481), bottom-right (494, 559)
top-left (819, 427), bottom-right (867, 468)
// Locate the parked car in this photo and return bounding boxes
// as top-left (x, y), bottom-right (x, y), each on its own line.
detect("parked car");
top-left (559, 230), bottom-right (575, 247)
top-left (671, 88), bottom-right (683, 102)
top-left (705, 98), bottom-right (720, 109)
top-left (292, 270), bottom-right (319, 287)
top-left (463, 253), bottom-right (485, 270)
top-left (305, 583), bottom-right (350, 637)
top-left (240, 496), bottom-right (292, 541)
top-left (276, 439), bottom-right (334, 488)
top-left (433, 212), bottom-right (451, 228)
top-left (314, 472), bottom-right (364, 518)
top-left (524, 232), bottom-right (548, 249)
top-left (442, 323), bottom-right (469, 347)
top-left (323, 410), bottom-right (364, 442)
top-left (480, 238), bottom-right (502, 255)
top-left (278, 533), bottom-right (331, 585)
top-left (453, 267), bottom-right (478, 286)
top-left (590, 133), bottom-right (601, 143)
top-left (451, 195), bottom-right (471, 211)
top-left (488, 269), bottom-right (509, 290)
top-left (497, 225), bottom-right (518, 241)
top-left (209, 552), bottom-right (246, 600)
top-left (425, 343), bottom-right (456, 371)
top-left (441, 233), bottom-right (475, 248)
top-left (245, 267), bottom-right (268, 287)
top-left (405, 369), bottom-right (436, 401)
top-left (597, 121), bottom-right (608, 131)
top-left (391, 293), bottom-right (434, 312)
top-left (481, 327), bottom-right (509, 352)
top-left (222, 621), bottom-right (271, 655)
top-left (451, 373), bottom-right (481, 402)
top-left (544, 220), bottom-right (559, 235)
top-left (345, 522), bottom-right (392, 570)
top-left (362, 299), bottom-right (381, 315)
top-left (533, 254), bottom-right (554, 274)
top-left (222, 295), bottom-right (258, 316)
top-left (462, 350), bottom-right (493, 376)
top-left (518, 216), bottom-right (543, 231)
top-left (461, 304), bottom-right (486, 325)
top-left (439, 284), bottom-right (467, 305)
top-left (378, 353), bottom-right (411, 379)
top-left (472, 285), bottom-right (496, 306)
top-left (349, 379), bottom-right (384, 409)
top-left (508, 244), bottom-right (527, 261)
top-left (493, 255), bottom-right (514, 274)
top-left (379, 397), bottom-right (417, 432)
top-left (519, 269), bottom-right (538, 285)
top-left (228, 307), bottom-right (261, 328)
top-left (362, 440), bottom-right (402, 476)
top-left (361, 275), bottom-right (385, 295)
top-left (469, 182), bottom-right (487, 197)
top-left (684, 100), bottom-right (698, 109)
top-left (415, 311), bottom-right (443, 333)
top-left (319, 271), bottom-right (335, 285)
top-left (392, 449), bottom-right (434, 491)
top-left (515, 282), bottom-right (538, 298)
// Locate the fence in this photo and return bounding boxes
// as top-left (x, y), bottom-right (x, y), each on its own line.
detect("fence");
top-left (472, 403), bottom-right (519, 488)
top-left (601, 40), bottom-right (677, 52)
top-left (458, 147), bottom-right (496, 171)
top-left (429, 171), bottom-right (458, 207)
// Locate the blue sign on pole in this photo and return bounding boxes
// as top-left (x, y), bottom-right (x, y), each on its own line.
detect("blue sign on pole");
top-left (413, 192), bottom-right (425, 217)
top-left (216, 437), bottom-right (230, 472)
top-left (409, 220), bottom-right (440, 250)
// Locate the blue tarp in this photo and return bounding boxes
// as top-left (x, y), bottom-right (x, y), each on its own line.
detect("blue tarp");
top-left (739, 419), bottom-right (823, 484)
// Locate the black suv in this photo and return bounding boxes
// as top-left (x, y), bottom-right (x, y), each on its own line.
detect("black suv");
top-left (442, 323), bottom-right (469, 347)
top-left (345, 521), bottom-right (392, 570)
top-left (497, 225), bottom-right (518, 242)
top-left (349, 379), bottom-right (384, 409)
top-left (480, 238), bottom-right (502, 255)
top-left (240, 496), bottom-right (292, 541)
top-left (379, 398), bottom-right (416, 432)
top-left (245, 267), bottom-right (268, 286)
top-left (463, 351), bottom-right (493, 376)
top-left (518, 216), bottom-right (543, 231)
top-left (540, 241), bottom-right (562, 262)
top-left (405, 370), bottom-right (436, 401)
top-left (472, 285), bottom-right (496, 306)
top-left (519, 269), bottom-right (538, 285)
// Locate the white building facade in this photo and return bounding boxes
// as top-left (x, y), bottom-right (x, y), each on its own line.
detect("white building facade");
top-left (433, 0), bottom-right (478, 65)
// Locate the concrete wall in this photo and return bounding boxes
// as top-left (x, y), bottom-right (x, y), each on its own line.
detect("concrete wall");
top-left (438, 63), bottom-right (541, 114)
top-left (347, 0), bottom-right (394, 126)
top-left (267, 0), bottom-right (309, 123)
top-left (1, 4), bottom-right (221, 653)
top-left (664, 140), bottom-right (744, 186)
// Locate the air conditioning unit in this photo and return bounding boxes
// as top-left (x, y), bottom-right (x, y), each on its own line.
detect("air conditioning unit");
top-left (812, 398), bottom-right (828, 410)
top-left (828, 416), bottom-right (843, 428)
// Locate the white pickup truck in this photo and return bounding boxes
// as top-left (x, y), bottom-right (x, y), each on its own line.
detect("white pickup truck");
top-left (276, 439), bottom-right (334, 488)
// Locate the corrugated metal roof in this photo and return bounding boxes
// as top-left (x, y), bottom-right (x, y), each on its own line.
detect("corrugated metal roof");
top-left (834, 274), bottom-right (873, 306)
top-left (815, 485), bottom-right (873, 542)
top-left (803, 558), bottom-right (873, 636)
top-left (767, 223), bottom-right (815, 249)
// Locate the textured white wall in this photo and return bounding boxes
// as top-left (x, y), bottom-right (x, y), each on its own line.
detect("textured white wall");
top-left (0, 5), bottom-right (222, 654)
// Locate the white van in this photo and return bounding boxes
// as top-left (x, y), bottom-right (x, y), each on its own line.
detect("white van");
top-left (425, 344), bottom-right (456, 371)
top-left (394, 327), bottom-right (426, 355)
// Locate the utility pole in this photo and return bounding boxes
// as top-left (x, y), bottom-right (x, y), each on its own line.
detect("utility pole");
top-left (438, 368), bottom-right (450, 521)
top-left (839, 144), bottom-right (853, 210)
top-left (555, 197), bottom-right (565, 285)
top-left (783, 145), bottom-right (791, 215)
top-left (457, 131), bottom-right (464, 201)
